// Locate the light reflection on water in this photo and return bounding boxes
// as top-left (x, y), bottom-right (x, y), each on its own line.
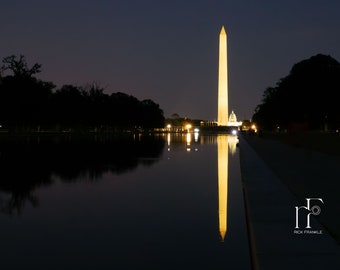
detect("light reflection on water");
top-left (0, 134), bottom-right (250, 270)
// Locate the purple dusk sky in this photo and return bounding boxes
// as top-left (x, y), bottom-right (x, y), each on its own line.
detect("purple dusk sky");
top-left (1, 0), bottom-right (340, 121)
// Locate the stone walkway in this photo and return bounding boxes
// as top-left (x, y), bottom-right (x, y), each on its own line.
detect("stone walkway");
top-left (238, 135), bottom-right (340, 270)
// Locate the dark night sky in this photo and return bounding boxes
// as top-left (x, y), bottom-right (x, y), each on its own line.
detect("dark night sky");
top-left (1, 0), bottom-right (340, 121)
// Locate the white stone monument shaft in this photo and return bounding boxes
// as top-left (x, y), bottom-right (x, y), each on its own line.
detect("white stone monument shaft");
top-left (218, 26), bottom-right (228, 126)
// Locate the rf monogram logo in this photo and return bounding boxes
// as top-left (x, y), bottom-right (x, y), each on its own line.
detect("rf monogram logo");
top-left (295, 198), bottom-right (324, 229)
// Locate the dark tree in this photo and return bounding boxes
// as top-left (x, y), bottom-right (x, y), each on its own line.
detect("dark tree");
top-left (253, 54), bottom-right (340, 131)
top-left (0, 55), bottom-right (55, 130)
top-left (1, 55), bottom-right (41, 78)
top-left (0, 54), bottom-right (165, 132)
top-left (49, 85), bottom-right (86, 129)
top-left (139, 99), bottom-right (165, 128)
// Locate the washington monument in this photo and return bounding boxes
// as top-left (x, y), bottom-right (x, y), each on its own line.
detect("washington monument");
top-left (217, 26), bottom-right (228, 126)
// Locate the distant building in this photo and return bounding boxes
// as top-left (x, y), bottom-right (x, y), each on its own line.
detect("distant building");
top-left (199, 111), bottom-right (242, 128)
top-left (227, 110), bottom-right (242, 127)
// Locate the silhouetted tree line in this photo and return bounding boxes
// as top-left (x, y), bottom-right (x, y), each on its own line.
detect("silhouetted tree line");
top-left (0, 55), bottom-right (165, 132)
top-left (252, 54), bottom-right (340, 131)
top-left (0, 134), bottom-right (165, 215)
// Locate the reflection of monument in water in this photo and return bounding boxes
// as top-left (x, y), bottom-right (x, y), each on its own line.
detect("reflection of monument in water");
top-left (217, 134), bottom-right (239, 241)
top-left (218, 135), bottom-right (228, 241)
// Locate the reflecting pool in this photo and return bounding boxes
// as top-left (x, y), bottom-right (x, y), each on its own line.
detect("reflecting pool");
top-left (0, 133), bottom-right (251, 270)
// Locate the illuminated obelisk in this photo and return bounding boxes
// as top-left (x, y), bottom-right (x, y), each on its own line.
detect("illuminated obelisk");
top-left (218, 26), bottom-right (228, 126)
top-left (217, 135), bottom-right (228, 241)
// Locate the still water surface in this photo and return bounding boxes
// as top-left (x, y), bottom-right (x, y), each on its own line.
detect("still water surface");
top-left (0, 134), bottom-right (251, 269)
